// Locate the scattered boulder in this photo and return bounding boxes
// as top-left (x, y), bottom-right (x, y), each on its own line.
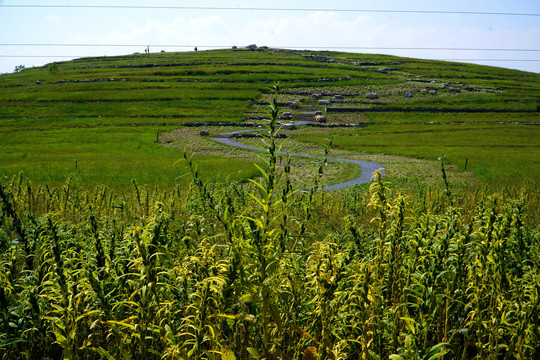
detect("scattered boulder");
top-left (246, 44), bottom-right (258, 50)
top-left (429, 90), bottom-right (438, 96)
top-left (199, 130), bottom-right (210, 136)
top-left (280, 111), bottom-right (293, 120)
top-left (448, 87), bottom-right (461, 93)
top-left (312, 92), bottom-right (322, 99)
top-left (426, 85), bottom-right (434, 90)
top-left (365, 93), bottom-right (379, 100)
top-left (232, 45), bottom-right (237, 49)
top-left (279, 101), bottom-right (298, 108)
top-left (314, 115), bottom-right (327, 123)
top-left (35, 80), bottom-right (41, 85)
top-left (333, 94), bottom-right (344, 100)
top-left (282, 123), bottom-right (297, 130)
top-left (464, 85), bottom-right (475, 91)
top-left (314, 111), bottom-right (323, 115)
top-left (318, 99), bottom-right (331, 106)
top-left (404, 91), bottom-right (413, 98)
top-left (355, 61), bottom-right (379, 66)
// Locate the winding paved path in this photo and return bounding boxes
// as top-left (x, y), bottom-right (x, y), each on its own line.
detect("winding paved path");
top-left (211, 123), bottom-right (385, 191)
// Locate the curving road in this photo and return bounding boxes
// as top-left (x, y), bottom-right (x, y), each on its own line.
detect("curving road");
top-left (211, 124), bottom-right (385, 191)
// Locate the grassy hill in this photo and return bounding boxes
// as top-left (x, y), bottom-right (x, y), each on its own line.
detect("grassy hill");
top-left (1, 48), bottom-right (539, 359)
top-left (0, 48), bottom-right (539, 189)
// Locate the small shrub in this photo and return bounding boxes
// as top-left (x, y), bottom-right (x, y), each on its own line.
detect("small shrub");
top-left (13, 64), bottom-right (25, 73)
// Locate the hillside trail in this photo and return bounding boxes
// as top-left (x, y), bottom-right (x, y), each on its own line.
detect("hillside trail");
top-left (211, 122), bottom-right (385, 191)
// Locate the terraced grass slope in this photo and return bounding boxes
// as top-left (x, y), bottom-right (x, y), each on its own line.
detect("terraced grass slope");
top-left (0, 48), bottom-right (539, 188)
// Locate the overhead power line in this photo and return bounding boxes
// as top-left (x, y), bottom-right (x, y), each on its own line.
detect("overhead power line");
top-left (1, 45), bottom-right (537, 63)
top-left (1, 55), bottom-right (538, 62)
top-left (1, 44), bottom-right (539, 52)
top-left (1, 4), bottom-right (539, 17)
top-left (441, 59), bottom-right (540, 62)
top-left (0, 55), bottom-right (81, 58)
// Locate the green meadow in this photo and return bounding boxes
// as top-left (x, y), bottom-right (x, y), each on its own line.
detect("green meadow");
top-left (1, 48), bottom-right (538, 189)
top-left (294, 112), bottom-right (539, 186)
top-left (0, 126), bottom-right (263, 189)
top-left (1, 49), bottom-right (539, 359)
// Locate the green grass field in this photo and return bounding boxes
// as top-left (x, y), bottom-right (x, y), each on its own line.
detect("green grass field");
top-left (1, 48), bottom-right (539, 189)
top-left (1, 49), bottom-right (539, 360)
top-left (294, 112), bottom-right (539, 187)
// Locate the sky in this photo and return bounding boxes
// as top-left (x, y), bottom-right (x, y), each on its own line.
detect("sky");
top-left (1, 0), bottom-right (539, 74)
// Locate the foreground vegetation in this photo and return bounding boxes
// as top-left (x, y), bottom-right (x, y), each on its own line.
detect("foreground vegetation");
top-left (1, 100), bottom-right (538, 359)
top-left (0, 164), bottom-right (538, 360)
top-left (1, 49), bottom-right (539, 359)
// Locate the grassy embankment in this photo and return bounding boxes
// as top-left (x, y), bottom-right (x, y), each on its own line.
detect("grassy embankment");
top-left (1, 48), bottom-right (538, 190)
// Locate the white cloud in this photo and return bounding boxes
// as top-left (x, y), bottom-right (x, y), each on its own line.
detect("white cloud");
top-left (62, 10), bottom-right (539, 72)
top-left (240, 12), bottom-right (379, 48)
top-left (71, 11), bottom-right (383, 50)
top-left (70, 15), bottom-right (236, 48)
